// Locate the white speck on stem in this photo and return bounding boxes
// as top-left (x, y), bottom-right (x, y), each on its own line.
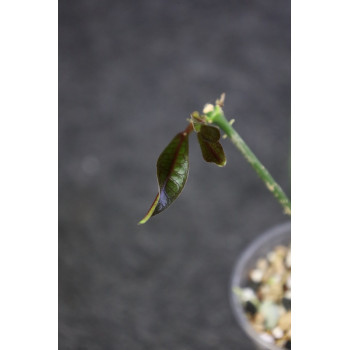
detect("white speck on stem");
top-left (203, 103), bottom-right (214, 114)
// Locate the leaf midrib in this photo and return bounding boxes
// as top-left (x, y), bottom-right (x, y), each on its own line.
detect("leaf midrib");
top-left (159, 132), bottom-right (187, 192)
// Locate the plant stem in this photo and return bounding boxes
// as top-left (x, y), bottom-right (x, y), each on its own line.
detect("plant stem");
top-left (183, 122), bottom-right (194, 135)
top-left (205, 105), bottom-right (291, 215)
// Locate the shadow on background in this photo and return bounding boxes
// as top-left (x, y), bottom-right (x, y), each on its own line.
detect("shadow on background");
top-left (59, 1), bottom-right (290, 349)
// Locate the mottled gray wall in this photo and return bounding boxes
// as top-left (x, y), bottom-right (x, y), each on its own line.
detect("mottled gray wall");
top-left (59, 0), bottom-right (290, 349)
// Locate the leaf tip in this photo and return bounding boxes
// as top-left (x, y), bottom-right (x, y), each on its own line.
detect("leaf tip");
top-left (138, 193), bottom-right (160, 225)
top-left (138, 217), bottom-right (148, 225)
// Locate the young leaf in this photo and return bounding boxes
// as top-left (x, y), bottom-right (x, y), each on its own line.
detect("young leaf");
top-left (197, 132), bottom-right (226, 167)
top-left (191, 111), bottom-right (206, 132)
top-left (192, 121), bottom-right (227, 167)
top-left (139, 131), bottom-right (189, 224)
top-left (198, 124), bottom-right (221, 142)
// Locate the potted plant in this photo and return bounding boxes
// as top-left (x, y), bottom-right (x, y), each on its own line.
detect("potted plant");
top-left (231, 222), bottom-right (291, 349)
top-left (139, 94), bottom-right (291, 349)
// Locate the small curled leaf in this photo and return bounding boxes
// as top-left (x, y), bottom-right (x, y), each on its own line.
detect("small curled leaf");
top-left (198, 124), bottom-right (221, 142)
top-left (191, 111), bottom-right (206, 132)
top-left (139, 131), bottom-right (189, 224)
top-left (191, 115), bottom-right (226, 167)
top-left (197, 131), bottom-right (226, 167)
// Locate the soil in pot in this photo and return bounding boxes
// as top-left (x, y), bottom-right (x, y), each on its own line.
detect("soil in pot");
top-left (235, 243), bottom-right (291, 349)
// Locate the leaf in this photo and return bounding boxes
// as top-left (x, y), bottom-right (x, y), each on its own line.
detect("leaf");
top-left (197, 132), bottom-right (226, 167)
top-left (138, 193), bottom-right (160, 225)
top-left (198, 124), bottom-right (221, 142)
top-left (192, 121), bottom-right (227, 167)
top-left (139, 132), bottom-right (189, 224)
top-left (191, 111), bottom-right (205, 132)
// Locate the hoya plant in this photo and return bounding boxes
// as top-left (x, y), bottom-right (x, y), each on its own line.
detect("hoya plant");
top-left (139, 94), bottom-right (291, 224)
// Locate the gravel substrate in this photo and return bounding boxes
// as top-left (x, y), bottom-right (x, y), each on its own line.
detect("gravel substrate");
top-left (235, 244), bottom-right (291, 349)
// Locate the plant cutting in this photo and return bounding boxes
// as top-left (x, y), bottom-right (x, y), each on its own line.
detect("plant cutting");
top-left (139, 94), bottom-right (291, 349)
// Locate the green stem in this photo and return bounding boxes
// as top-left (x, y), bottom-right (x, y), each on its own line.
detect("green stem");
top-left (205, 105), bottom-right (291, 215)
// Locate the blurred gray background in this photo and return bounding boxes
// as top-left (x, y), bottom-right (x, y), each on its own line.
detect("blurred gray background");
top-left (59, 0), bottom-right (290, 349)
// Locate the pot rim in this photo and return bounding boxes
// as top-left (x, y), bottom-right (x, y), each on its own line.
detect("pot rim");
top-left (229, 221), bottom-right (291, 350)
